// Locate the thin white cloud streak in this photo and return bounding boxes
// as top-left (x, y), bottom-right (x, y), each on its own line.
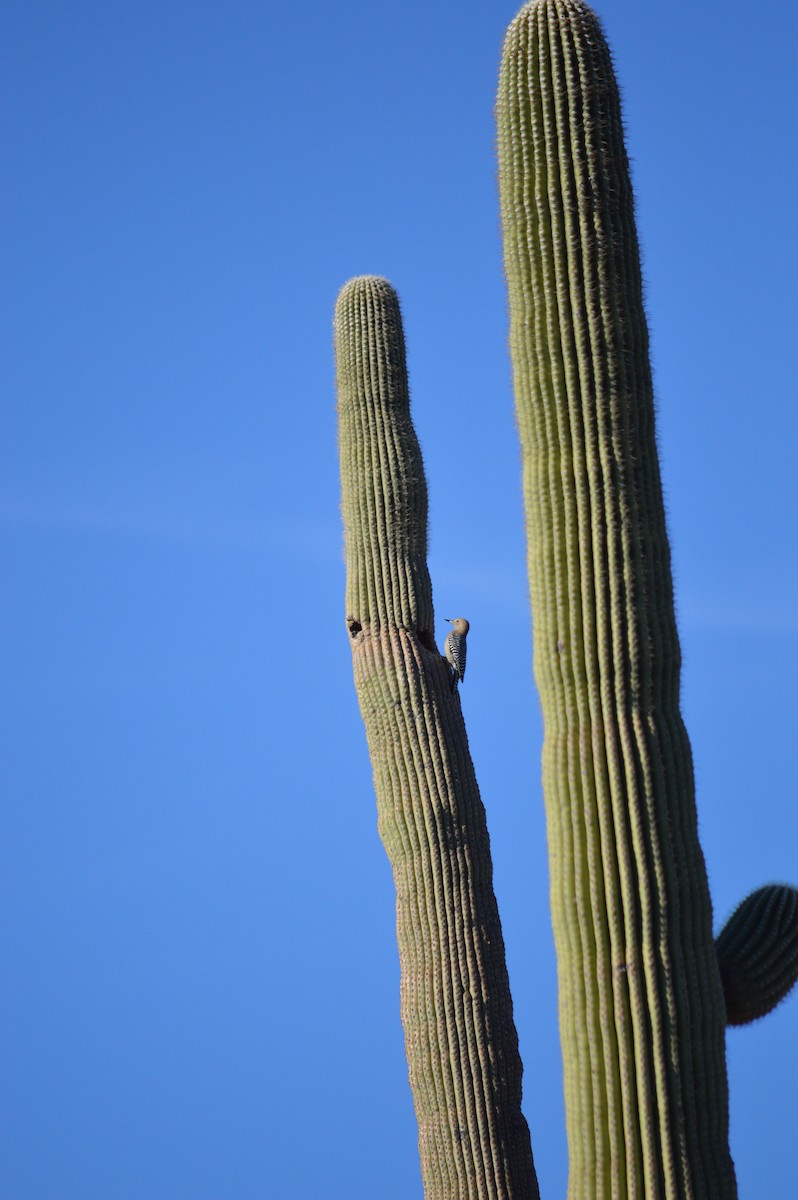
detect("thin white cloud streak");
top-left (677, 591), bottom-right (798, 636)
top-left (0, 499), bottom-right (342, 564)
top-left (8, 501), bottom-right (791, 634)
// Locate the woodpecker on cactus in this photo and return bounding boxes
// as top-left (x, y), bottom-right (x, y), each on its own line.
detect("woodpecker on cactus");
top-left (444, 618), bottom-right (470, 691)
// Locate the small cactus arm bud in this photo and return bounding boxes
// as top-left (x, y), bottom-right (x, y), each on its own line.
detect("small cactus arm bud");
top-left (444, 617), bottom-right (469, 689)
top-left (716, 884), bottom-right (798, 1026)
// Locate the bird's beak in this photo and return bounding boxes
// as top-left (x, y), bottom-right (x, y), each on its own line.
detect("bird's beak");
top-left (445, 618), bottom-right (452, 623)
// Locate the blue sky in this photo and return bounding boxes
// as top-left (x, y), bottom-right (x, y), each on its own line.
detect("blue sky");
top-left (2, 1), bottom-right (796, 1196)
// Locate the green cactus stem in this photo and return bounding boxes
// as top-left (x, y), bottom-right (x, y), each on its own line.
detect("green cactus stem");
top-left (498, 3), bottom-right (737, 1197)
top-left (716, 885), bottom-right (798, 1026)
top-left (335, 275), bottom-right (538, 1200)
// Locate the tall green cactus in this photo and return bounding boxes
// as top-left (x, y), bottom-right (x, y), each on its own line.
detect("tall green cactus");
top-left (497, 1), bottom-right (734, 1196)
top-left (335, 276), bottom-right (538, 1200)
top-left (335, 3), bottom-right (797, 1197)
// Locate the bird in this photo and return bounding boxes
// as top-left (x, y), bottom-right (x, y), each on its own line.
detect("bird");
top-left (444, 618), bottom-right (470, 691)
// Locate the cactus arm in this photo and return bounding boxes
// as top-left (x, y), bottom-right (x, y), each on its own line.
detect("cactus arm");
top-left (716, 885), bottom-right (798, 1026)
top-left (497, 3), bottom-right (737, 1197)
top-left (335, 275), bottom-right (539, 1200)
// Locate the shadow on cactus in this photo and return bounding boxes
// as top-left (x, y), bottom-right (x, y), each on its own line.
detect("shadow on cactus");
top-left (335, 3), bottom-right (797, 1198)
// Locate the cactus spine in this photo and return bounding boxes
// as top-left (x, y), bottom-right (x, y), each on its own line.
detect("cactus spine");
top-left (497, 3), bottom-right (737, 1197)
top-left (335, 276), bottom-right (538, 1200)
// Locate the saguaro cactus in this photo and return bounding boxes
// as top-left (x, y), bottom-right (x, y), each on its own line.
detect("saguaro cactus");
top-left (335, 276), bottom-right (538, 1200)
top-left (497, 1), bottom-right (748, 1197)
top-left (335, 3), bottom-right (797, 1197)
